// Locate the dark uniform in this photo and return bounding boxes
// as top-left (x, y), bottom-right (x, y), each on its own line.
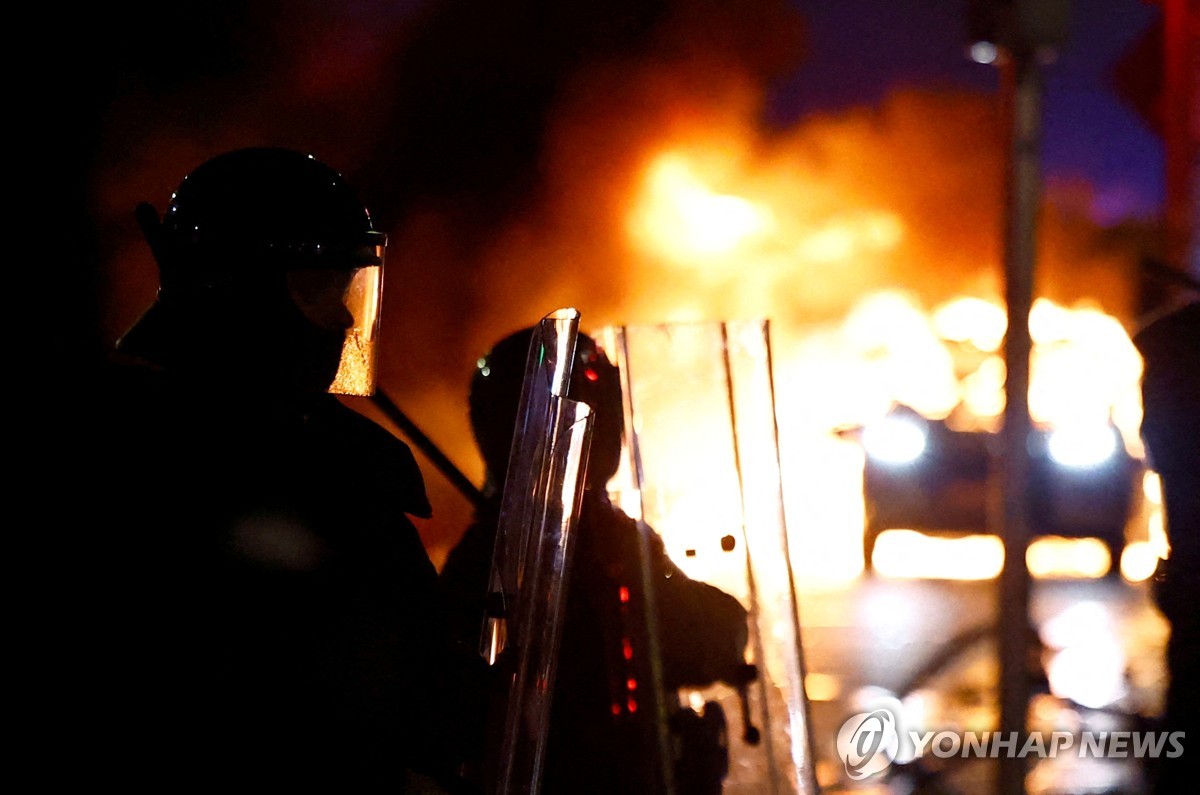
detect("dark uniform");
top-left (440, 327), bottom-right (749, 794)
top-left (1134, 301), bottom-right (1200, 795)
top-left (80, 148), bottom-right (483, 789)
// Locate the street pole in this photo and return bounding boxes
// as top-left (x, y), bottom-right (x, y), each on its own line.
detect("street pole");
top-left (997, 43), bottom-right (1039, 795)
top-left (967, 3), bottom-right (1070, 794)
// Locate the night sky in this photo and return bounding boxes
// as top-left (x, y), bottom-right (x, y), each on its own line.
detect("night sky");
top-left (768, 0), bottom-right (1164, 224)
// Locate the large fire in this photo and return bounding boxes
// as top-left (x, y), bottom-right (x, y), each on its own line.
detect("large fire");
top-left (90, 19), bottom-right (1155, 587)
top-left (623, 149), bottom-right (1157, 586)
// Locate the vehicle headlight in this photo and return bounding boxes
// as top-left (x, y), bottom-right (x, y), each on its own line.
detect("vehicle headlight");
top-left (1047, 424), bottom-right (1119, 469)
top-left (862, 416), bottom-right (928, 464)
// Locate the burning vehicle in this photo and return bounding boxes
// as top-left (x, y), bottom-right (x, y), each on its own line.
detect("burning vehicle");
top-left (843, 404), bottom-right (1142, 575)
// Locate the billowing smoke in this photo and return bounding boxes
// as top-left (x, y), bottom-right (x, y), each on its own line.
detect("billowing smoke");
top-left (82, 0), bottom-right (1149, 560)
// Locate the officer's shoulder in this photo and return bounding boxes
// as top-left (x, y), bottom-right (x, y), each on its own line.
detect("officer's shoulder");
top-left (317, 396), bottom-right (400, 444)
top-left (315, 397), bottom-right (433, 518)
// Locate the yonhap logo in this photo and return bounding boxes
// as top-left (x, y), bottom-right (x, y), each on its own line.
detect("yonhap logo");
top-left (837, 707), bottom-right (900, 780)
top-left (832, 700), bottom-right (1184, 785)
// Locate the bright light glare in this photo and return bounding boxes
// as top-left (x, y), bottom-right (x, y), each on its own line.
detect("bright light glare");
top-left (1040, 601), bottom-right (1111, 649)
top-left (1026, 537), bottom-right (1110, 579)
top-left (932, 297), bottom-right (1007, 351)
top-left (1142, 471), bottom-right (1162, 504)
top-left (862, 417), bottom-right (927, 464)
top-left (1147, 509), bottom-right (1170, 558)
top-left (629, 154), bottom-right (773, 261)
top-left (794, 213), bottom-right (904, 263)
top-left (873, 531), bottom-right (1004, 580)
top-left (1040, 603), bottom-right (1128, 706)
top-left (970, 41), bottom-right (998, 64)
top-left (1047, 425), bottom-right (1118, 468)
top-left (804, 673), bottom-right (842, 702)
top-left (1120, 541), bottom-right (1161, 583)
top-left (1046, 642), bottom-right (1127, 709)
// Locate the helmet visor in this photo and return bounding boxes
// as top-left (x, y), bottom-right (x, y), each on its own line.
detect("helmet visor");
top-left (286, 262), bottom-right (383, 396)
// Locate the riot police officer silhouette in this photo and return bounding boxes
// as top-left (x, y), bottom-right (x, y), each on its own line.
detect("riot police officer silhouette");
top-left (440, 326), bottom-right (751, 794)
top-left (1134, 300), bottom-right (1200, 795)
top-left (87, 148), bottom-right (482, 789)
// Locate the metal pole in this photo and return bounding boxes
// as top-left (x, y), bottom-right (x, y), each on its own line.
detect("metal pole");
top-left (997, 44), bottom-right (1041, 795)
top-left (967, 6), bottom-right (1068, 792)
top-left (368, 389), bottom-right (488, 510)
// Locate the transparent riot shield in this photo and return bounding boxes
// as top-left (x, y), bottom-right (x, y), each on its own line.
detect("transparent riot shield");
top-left (600, 319), bottom-right (819, 795)
top-left (481, 308), bottom-right (595, 795)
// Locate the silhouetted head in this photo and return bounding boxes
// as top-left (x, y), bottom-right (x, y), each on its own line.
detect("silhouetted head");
top-left (469, 326), bottom-right (624, 495)
top-left (118, 147), bottom-right (386, 395)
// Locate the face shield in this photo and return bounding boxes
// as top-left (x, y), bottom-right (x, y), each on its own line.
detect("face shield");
top-left (285, 246), bottom-right (384, 396)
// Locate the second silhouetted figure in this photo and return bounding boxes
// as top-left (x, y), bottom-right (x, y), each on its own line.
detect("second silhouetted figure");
top-left (441, 325), bottom-right (751, 794)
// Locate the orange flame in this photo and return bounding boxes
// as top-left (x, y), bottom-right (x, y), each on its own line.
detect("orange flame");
top-left (619, 149), bottom-right (1148, 585)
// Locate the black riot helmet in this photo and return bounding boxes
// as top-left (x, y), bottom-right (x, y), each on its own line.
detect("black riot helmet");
top-left (469, 326), bottom-right (625, 496)
top-left (118, 147), bottom-right (387, 395)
